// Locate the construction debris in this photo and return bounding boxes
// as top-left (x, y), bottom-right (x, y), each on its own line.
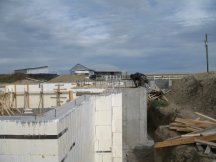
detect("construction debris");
top-left (169, 117), bottom-right (216, 132)
top-left (154, 112), bottom-right (216, 151)
top-left (0, 93), bottom-right (20, 116)
top-left (147, 88), bottom-right (170, 102)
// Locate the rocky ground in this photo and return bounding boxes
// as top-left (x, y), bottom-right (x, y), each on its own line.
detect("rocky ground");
top-left (148, 73), bottom-right (216, 162)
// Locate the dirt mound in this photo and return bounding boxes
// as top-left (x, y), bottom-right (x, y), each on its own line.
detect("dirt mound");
top-left (167, 73), bottom-right (216, 117)
top-left (48, 75), bottom-right (91, 83)
top-left (148, 73), bottom-right (216, 162)
top-left (0, 73), bottom-right (27, 83)
top-left (0, 73), bottom-right (56, 84)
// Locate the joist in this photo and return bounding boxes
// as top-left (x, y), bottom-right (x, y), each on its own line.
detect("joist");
top-left (154, 134), bottom-right (216, 148)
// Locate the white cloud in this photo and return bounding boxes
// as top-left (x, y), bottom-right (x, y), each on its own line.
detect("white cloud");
top-left (2, 0), bottom-right (110, 46)
top-left (0, 0), bottom-right (216, 73)
top-left (173, 1), bottom-right (216, 26)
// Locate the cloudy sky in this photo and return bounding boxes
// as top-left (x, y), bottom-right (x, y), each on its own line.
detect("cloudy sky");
top-left (0, 0), bottom-right (216, 74)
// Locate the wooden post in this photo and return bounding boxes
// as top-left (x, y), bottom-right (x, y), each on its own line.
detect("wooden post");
top-left (27, 84), bottom-right (30, 108)
top-left (14, 84), bottom-right (17, 109)
top-left (69, 90), bottom-right (73, 101)
top-left (41, 85), bottom-right (44, 109)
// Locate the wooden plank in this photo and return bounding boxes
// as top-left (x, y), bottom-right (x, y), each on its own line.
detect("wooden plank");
top-left (196, 143), bottom-right (204, 152)
top-left (162, 95), bottom-right (169, 102)
top-left (181, 134), bottom-right (201, 138)
top-left (175, 118), bottom-right (216, 129)
top-left (170, 122), bottom-right (202, 131)
top-left (195, 139), bottom-right (216, 147)
top-left (170, 122), bottom-right (187, 127)
top-left (195, 112), bottom-right (216, 123)
top-left (169, 126), bottom-right (198, 132)
top-left (154, 134), bottom-right (216, 148)
top-left (204, 145), bottom-right (211, 154)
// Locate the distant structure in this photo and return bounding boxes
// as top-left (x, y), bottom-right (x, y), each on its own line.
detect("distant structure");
top-left (14, 66), bottom-right (49, 74)
top-left (70, 64), bottom-right (94, 76)
top-left (70, 64), bottom-right (122, 81)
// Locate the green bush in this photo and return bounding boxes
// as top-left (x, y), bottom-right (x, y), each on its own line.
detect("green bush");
top-left (149, 100), bottom-right (169, 108)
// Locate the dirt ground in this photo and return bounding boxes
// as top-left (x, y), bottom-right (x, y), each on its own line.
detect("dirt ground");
top-left (167, 72), bottom-right (216, 117)
top-left (148, 72), bottom-right (216, 162)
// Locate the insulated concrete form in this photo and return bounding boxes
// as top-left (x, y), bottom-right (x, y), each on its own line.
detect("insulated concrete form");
top-left (0, 88), bottom-right (147, 162)
top-left (0, 92), bottom-right (123, 162)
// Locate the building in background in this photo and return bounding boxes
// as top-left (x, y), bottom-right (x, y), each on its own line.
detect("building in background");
top-left (14, 66), bottom-right (49, 74)
top-left (70, 64), bottom-right (122, 81)
top-left (70, 64), bottom-right (94, 76)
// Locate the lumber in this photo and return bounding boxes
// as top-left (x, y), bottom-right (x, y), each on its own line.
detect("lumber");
top-left (181, 134), bottom-right (201, 138)
top-left (175, 118), bottom-right (216, 129)
top-left (196, 143), bottom-right (204, 151)
top-left (170, 122), bottom-right (186, 127)
top-left (195, 112), bottom-right (216, 123)
top-left (195, 139), bottom-right (216, 148)
top-left (169, 126), bottom-right (198, 132)
top-left (204, 145), bottom-right (211, 154)
top-left (181, 127), bottom-right (216, 139)
top-left (162, 95), bottom-right (169, 102)
top-left (154, 134), bottom-right (216, 148)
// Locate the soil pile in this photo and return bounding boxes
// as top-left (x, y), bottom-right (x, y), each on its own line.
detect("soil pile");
top-left (167, 73), bottom-right (216, 117)
top-left (0, 73), bottom-right (27, 83)
top-left (148, 73), bottom-right (216, 162)
top-left (48, 74), bottom-right (91, 83)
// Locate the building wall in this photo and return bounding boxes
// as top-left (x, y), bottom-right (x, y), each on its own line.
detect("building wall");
top-left (14, 69), bottom-right (27, 74)
top-left (26, 68), bottom-right (48, 74)
top-left (14, 67), bottom-right (48, 74)
top-left (72, 70), bottom-right (90, 75)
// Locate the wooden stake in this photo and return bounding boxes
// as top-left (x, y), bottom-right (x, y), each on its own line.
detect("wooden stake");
top-left (27, 84), bottom-right (30, 108)
top-left (14, 84), bottom-right (17, 109)
top-left (69, 90), bottom-right (73, 101)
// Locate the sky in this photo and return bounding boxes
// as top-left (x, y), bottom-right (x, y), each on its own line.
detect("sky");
top-left (0, 0), bottom-right (216, 74)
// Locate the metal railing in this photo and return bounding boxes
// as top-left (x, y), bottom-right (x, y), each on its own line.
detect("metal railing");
top-left (147, 74), bottom-right (188, 80)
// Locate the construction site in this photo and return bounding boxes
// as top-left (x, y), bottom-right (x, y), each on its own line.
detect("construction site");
top-left (0, 71), bottom-right (216, 162)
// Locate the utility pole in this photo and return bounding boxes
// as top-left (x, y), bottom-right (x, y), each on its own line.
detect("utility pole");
top-left (204, 33), bottom-right (209, 73)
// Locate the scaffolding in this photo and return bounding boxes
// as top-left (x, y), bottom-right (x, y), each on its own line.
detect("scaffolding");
top-left (0, 84), bottom-right (74, 116)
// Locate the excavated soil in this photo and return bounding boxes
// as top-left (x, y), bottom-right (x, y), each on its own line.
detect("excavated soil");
top-left (148, 73), bottom-right (216, 162)
top-left (167, 72), bottom-right (216, 117)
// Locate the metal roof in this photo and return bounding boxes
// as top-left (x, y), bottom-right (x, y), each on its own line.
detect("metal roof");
top-left (70, 64), bottom-right (91, 71)
top-left (15, 66), bottom-right (48, 71)
top-left (71, 64), bottom-right (122, 72)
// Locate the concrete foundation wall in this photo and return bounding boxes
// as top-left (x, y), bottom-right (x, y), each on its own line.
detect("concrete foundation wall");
top-left (0, 88), bottom-right (148, 162)
top-left (122, 88), bottom-right (148, 162)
